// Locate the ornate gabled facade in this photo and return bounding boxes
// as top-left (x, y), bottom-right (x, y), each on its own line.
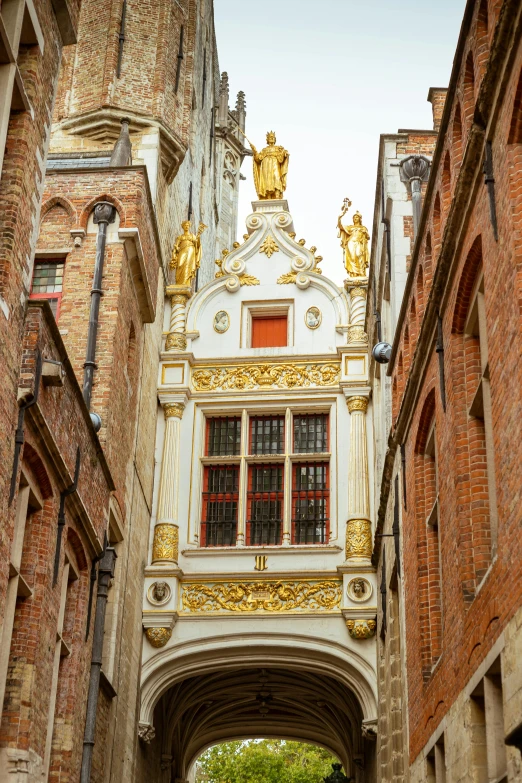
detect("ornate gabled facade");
top-left (138, 197), bottom-right (378, 780)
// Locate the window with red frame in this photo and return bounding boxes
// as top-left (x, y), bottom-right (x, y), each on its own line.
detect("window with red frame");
top-left (201, 465), bottom-right (239, 546)
top-left (29, 260), bottom-right (65, 318)
top-left (246, 464), bottom-right (284, 545)
top-left (201, 417), bottom-right (241, 546)
top-left (292, 463), bottom-right (329, 544)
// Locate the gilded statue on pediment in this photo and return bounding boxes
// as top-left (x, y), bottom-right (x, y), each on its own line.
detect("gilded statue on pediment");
top-left (337, 201), bottom-right (370, 278)
top-left (250, 131), bottom-right (289, 200)
top-left (169, 220), bottom-right (207, 286)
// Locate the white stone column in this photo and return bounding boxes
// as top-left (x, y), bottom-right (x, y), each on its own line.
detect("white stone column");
top-left (165, 285), bottom-right (192, 352)
top-left (152, 402), bottom-right (184, 565)
top-left (346, 395), bottom-right (372, 561)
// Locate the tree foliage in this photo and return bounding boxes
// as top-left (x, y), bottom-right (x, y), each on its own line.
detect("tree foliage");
top-left (196, 739), bottom-right (339, 783)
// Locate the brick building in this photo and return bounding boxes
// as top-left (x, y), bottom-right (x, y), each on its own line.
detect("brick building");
top-left (369, 0), bottom-right (522, 781)
top-left (0, 1), bottom-right (247, 781)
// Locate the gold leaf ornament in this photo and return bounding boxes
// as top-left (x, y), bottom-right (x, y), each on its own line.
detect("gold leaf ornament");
top-left (192, 362), bottom-right (341, 392)
top-left (181, 580), bottom-right (342, 613)
top-left (259, 234), bottom-right (279, 258)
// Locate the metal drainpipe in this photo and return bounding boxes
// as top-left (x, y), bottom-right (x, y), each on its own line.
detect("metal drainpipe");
top-left (80, 545), bottom-right (117, 783)
top-left (83, 202), bottom-right (116, 409)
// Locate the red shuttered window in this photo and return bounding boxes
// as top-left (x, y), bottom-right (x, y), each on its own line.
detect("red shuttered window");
top-left (251, 315), bottom-right (287, 348)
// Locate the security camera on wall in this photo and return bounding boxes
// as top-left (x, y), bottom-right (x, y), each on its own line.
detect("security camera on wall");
top-left (372, 342), bottom-right (392, 364)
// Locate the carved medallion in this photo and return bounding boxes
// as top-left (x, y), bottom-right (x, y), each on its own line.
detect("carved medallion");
top-left (347, 577), bottom-right (373, 603)
top-left (305, 307), bottom-right (321, 329)
top-left (148, 581), bottom-right (171, 606)
top-left (213, 311), bottom-right (230, 333)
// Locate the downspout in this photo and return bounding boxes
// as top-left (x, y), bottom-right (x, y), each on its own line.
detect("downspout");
top-left (80, 545), bottom-right (117, 783)
top-left (83, 201), bottom-right (116, 410)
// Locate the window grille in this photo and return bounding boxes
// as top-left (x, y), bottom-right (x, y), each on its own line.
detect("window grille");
top-left (292, 463), bottom-right (329, 544)
top-left (201, 465), bottom-right (239, 546)
top-left (250, 416), bottom-right (284, 455)
top-left (247, 465), bottom-right (283, 545)
top-left (206, 417), bottom-right (241, 456)
top-left (293, 414), bottom-right (328, 453)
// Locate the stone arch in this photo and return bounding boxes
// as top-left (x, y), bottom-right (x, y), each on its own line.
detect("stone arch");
top-left (78, 193), bottom-right (126, 231)
top-left (139, 635), bottom-right (377, 778)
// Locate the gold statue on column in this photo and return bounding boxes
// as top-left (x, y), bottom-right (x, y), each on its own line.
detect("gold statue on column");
top-left (250, 131), bottom-right (289, 200)
top-left (337, 199), bottom-right (370, 278)
top-left (169, 220), bottom-right (207, 286)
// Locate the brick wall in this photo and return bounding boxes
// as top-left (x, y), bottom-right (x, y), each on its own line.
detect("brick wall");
top-left (374, 0), bottom-right (522, 772)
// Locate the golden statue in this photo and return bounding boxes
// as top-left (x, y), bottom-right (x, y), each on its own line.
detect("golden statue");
top-left (169, 220), bottom-right (207, 286)
top-left (337, 202), bottom-right (370, 277)
top-left (250, 131), bottom-right (289, 200)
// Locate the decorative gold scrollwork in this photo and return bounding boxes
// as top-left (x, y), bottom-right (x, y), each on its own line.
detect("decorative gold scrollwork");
top-left (152, 524), bottom-right (179, 562)
top-left (192, 362), bottom-right (340, 392)
top-left (181, 580), bottom-right (342, 613)
top-left (345, 519), bottom-right (372, 559)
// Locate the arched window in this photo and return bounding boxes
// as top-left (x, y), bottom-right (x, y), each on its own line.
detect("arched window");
top-left (441, 153), bottom-right (451, 218)
top-left (452, 236), bottom-right (497, 595)
top-left (414, 389), bottom-right (442, 677)
top-left (463, 51), bottom-right (475, 129)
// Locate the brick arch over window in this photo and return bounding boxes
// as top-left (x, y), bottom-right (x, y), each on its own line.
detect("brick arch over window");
top-left (432, 194), bottom-right (442, 256)
top-left (414, 387), bottom-right (442, 676)
top-left (476, 0), bottom-right (489, 78)
top-left (416, 264), bottom-right (425, 315)
top-left (452, 235), bottom-right (483, 333)
top-left (463, 51), bottom-right (475, 128)
top-left (40, 196), bottom-right (76, 223)
top-left (65, 527), bottom-right (88, 571)
top-left (22, 442), bottom-right (53, 499)
top-left (452, 103), bottom-right (463, 167)
top-left (441, 153), bottom-right (451, 216)
top-left (78, 193), bottom-right (126, 231)
top-left (508, 67), bottom-right (522, 144)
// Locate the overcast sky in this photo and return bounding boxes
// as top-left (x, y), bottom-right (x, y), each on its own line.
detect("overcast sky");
top-left (215, 0), bottom-right (466, 283)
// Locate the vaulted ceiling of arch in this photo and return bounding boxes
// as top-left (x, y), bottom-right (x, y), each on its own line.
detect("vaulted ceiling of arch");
top-left (155, 667), bottom-right (365, 780)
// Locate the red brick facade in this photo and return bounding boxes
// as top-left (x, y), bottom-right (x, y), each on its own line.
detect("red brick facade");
top-left (373, 0), bottom-right (522, 770)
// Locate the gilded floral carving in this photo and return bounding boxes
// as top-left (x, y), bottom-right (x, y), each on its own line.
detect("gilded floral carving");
top-left (192, 362), bottom-right (340, 392)
top-left (346, 519), bottom-right (372, 559)
top-left (346, 396), bottom-right (369, 414)
top-left (163, 403), bottom-right (184, 419)
top-left (181, 580), bottom-right (342, 613)
top-left (259, 234), bottom-right (279, 257)
top-left (145, 627), bottom-right (172, 648)
top-left (165, 332), bottom-right (187, 351)
top-left (152, 523), bottom-right (179, 562)
top-left (346, 619), bottom-right (376, 639)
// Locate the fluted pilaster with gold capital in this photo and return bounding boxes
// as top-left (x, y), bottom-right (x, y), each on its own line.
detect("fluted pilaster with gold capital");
top-left (345, 395), bottom-right (372, 561)
top-left (152, 402), bottom-right (185, 565)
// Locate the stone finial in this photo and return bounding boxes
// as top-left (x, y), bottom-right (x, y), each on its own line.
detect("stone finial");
top-left (110, 117), bottom-right (132, 167)
top-left (220, 71), bottom-right (229, 97)
top-left (218, 72), bottom-right (229, 125)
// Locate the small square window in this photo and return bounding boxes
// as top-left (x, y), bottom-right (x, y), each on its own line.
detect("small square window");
top-left (251, 315), bottom-right (287, 348)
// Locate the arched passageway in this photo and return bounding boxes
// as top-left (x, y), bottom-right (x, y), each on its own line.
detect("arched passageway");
top-left (138, 640), bottom-right (377, 782)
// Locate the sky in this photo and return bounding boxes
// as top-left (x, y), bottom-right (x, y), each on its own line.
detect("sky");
top-left (214, 0), bottom-right (466, 284)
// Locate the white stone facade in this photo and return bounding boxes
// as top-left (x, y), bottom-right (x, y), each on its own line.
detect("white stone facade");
top-left (139, 199), bottom-right (379, 779)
